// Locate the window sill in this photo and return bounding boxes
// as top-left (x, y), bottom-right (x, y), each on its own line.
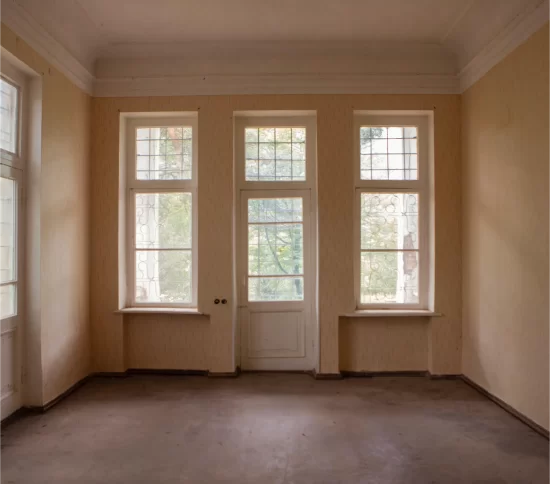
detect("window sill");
top-left (344, 310), bottom-right (442, 318)
top-left (116, 307), bottom-right (206, 316)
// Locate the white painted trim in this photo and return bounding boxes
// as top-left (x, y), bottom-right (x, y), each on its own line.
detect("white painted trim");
top-left (2, 0), bottom-right (546, 97)
top-left (1, 0), bottom-right (94, 95)
top-left (235, 110), bottom-right (316, 118)
top-left (116, 307), bottom-right (204, 315)
top-left (353, 113), bottom-right (432, 310)
top-left (123, 114), bottom-right (199, 309)
top-left (343, 310), bottom-right (441, 318)
top-left (94, 74), bottom-right (460, 97)
top-left (459, 0), bottom-right (549, 92)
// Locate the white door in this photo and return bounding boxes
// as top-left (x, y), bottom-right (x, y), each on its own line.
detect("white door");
top-left (1, 164), bottom-right (23, 419)
top-left (239, 190), bottom-right (314, 370)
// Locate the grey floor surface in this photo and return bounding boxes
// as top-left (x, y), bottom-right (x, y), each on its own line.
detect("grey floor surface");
top-left (1, 374), bottom-right (548, 484)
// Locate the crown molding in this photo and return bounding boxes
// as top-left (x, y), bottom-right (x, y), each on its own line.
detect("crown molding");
top-left (458, 0), bottom-right (549, 92)
top-left (2, 0), bottom-right (546, 97)
top-left (1, 0), bottom-right (94, 95)
top-left (93, 73), bottom-right (460, 97)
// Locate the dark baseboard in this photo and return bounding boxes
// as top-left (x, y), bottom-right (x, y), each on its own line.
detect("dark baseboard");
top-left (127, 368), bottom-right (208, 377)
top-left (208, 367), bottom-right (240, 378)
top-left (341, 371), bottom-right (460, 380)
top-left (208, 372), bottom-right (239, 377)
top-left (93, 371), bottom-right (129, 378)
top-left (242, 369), bottom-right (310, 374)
top-left (312, 371), bottom-right (344, 380)
top-left (342, 370), bottom-right (428, 378)
top-left (95, 368), bottom-right (238, 378)
top-left (461, 375), bottom-right (549, 439)
top-left (428, 373), bottom-right (462, 380)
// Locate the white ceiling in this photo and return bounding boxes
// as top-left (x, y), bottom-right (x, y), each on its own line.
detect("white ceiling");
top-left (80, 0), bottom-right (470, 44)
top-left (1, 0), bottom-right (548, 95)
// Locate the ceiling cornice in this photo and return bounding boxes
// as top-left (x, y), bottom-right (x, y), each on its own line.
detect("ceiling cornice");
top-left (1, 0), bottom-right (94, 94)
top-left (1, 0), bottom-right (548, 97)
top-left (93, 73), bottom-right (461, 97)
top-left (458, 0), bottom-right (549, 92)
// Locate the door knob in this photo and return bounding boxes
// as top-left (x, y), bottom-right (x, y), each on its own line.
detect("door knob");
top-left (221, 299), bottom-right (227, 305)
top-left (214, 299), bottom-right (220, 304)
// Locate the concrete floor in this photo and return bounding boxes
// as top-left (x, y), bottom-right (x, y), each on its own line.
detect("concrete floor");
top-left (1, 374), bottom-right (548, 484)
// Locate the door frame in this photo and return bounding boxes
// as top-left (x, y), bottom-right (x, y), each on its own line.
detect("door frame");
top-left (233, 112), bottom-right (319, 371)
top-left (0, 163), bottom-right (25, 419)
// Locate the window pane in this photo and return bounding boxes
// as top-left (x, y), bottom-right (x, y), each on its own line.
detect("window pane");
top-left (360, 251), bottom-right (419, 304)
top-left (248, 223), bottom-right (303, 276)
top-left (249, 277), bottom-right (304, 302)
top-left (135, 192), bottom-right (192, 249)
top-left (0, 177), bottom-right (16, 283)
top-left (136, 126), bottom-right (192, 180)
top-left (0, 79), bottom-right (18, 154)
top-left (245, 127), bottom-right (306, 181)
top-left (0, 283), bottom-right (16, 319)
top-left (360, 193), bottom-right (419, 250)
top-left (248, 198), bottom-right (302, 223)
top-left (360, 126), bottom-right (418, 180)
top-left (247, 197), bottom-right (305, 302)
top-left (135, 250), bottom-right (192, 303)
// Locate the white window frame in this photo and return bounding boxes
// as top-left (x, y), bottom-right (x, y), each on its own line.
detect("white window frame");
top-left (125, 115), bottom-right (198, 308)
top-left (0, 75), bottom-right (23, 167)
top-left (0, 64), bottom-right (27, 320)
top-left (354, 113), bottom-right (431, 310)
top-left (234, 115), bottom-right (317, 191)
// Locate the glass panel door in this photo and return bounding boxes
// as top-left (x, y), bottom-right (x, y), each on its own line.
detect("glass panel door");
top-left (1, 165), bottom-right (22, 420)
top-left (240, 190), bottom-right (313, 371)
top-left (0, 175), bottom-right (17, 319)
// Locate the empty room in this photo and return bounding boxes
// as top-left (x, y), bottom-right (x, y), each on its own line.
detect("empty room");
top-left (0, 0), bottom-right (549, 482)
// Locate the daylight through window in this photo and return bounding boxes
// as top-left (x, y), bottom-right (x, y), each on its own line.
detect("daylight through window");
top-left (127, 116), bottom-right (197, 307)
top-left (355, 115), bottom-right (430, 308)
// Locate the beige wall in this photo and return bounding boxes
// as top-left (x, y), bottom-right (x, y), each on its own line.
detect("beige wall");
top-left (124, 314), bottom-right (210, 370)
top-left (340, 318), bottom-right (428, 371)
top-left (1, 25), bottom-right (92, 405)
top-left (91, 94), bottom-right (461, 375)
top-left (462, 24), bottom-right (549, 429)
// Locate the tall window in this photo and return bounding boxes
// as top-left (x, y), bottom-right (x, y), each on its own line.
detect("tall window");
top-left (0, 77), bottom-right (21, 321)
top-left (0, 77), bottom-right (19, 156)
top-left (126, 116), bottom-right (198, 307)
top-left (354, 113), bottom-right (431, 309)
